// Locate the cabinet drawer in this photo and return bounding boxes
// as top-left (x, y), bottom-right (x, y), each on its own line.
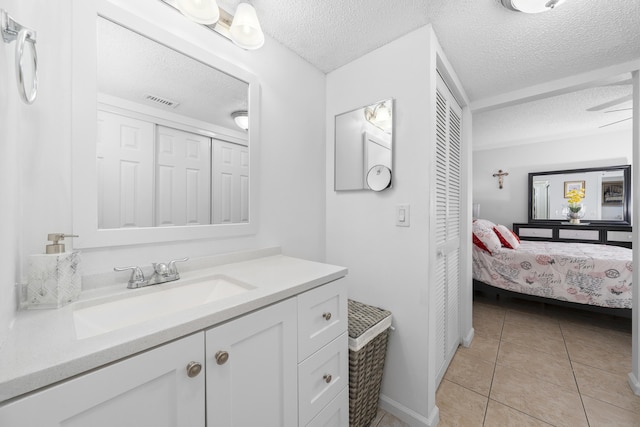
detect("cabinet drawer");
top-left (298, 279), bottom-right (347, 361)
top-left (518, 228), bottom-right (553, 238)
top-left (608, 231), bottom-right (633, 242)
top-left (558, 229), bottom-right (599, 241)
top-left (306, 387), bottom-right (348, 427)
top-left (298, 332), bottom-right (348, 426)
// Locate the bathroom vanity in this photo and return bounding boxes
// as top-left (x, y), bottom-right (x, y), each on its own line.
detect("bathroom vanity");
top-left (0, 249), bottom-right (348, 426)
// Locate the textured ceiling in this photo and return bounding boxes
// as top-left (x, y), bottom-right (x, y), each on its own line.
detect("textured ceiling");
top-left (473, 75), bottom-right (633, 149)
top-left (97, 17), bottom-right (248, 132)
top-left (100, 1), bottom-right (640, 146)
top-left (234, 0), bottom-right (640, 102)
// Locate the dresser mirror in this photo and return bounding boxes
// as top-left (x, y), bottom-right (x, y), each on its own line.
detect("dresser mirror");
top-left (528, 164), bottom-right (631, 225)
top-left (72, 1), bottom-right (260, 248)
top-left (334, 99), bottom-right (394, 191)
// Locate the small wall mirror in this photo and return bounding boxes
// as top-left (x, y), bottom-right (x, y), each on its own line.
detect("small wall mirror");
top-left (334, 99), bottom-right (394, 191)
top-left (528, 164), bottom-right (631, 224)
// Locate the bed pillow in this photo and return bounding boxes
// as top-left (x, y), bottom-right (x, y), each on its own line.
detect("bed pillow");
top-left (493, 224), bottom-right (521, 249)
top-left (472, 219), bottom-right (502, 254)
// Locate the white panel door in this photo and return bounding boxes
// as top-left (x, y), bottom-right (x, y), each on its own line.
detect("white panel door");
top-left (96, 110), bottom-right (154, 229)
top-left (156, 126), bottom-right (211, 226)
top-left (0, 333), bottom-right (205, 427)
top-left (434, 73), bottom-right (463, 383)
top-left (212, 140), bottom-right (249, 224)
top-left (205, 298), bottom-right (297, 427)
top-left (363, 132), bottom-right (392, 188)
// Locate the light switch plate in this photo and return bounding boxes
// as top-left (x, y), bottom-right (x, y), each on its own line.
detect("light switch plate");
top-left (396, 204), bottom-right (410, 227)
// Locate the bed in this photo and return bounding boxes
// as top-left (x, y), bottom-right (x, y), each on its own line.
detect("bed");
top-left (472, 239), bottom-right (633, 317)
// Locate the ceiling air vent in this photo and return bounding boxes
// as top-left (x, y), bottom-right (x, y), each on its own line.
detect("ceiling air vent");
top-left (144, 94), bottom-right (180, 109)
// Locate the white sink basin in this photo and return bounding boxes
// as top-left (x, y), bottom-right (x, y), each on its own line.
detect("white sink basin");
top-left (73, 275), bottom-right (253, 339)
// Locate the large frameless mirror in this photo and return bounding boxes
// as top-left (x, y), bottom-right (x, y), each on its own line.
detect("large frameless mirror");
top-left (334, 99), bottom-right (394, 191)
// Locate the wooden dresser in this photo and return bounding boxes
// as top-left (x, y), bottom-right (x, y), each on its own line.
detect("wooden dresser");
top-left (512, 223), bottom-right (632, 248)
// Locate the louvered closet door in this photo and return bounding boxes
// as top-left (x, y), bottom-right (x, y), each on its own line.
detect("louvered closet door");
top-left (434, 73), bottom-right (463, 384)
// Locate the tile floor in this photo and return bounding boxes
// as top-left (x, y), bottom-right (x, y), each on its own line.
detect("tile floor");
top-left (437, 295), bottom-right (640, 426)
top-left (371, 408), bottom-right (411, 427)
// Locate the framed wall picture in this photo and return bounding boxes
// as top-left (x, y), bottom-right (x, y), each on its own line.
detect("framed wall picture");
top-left (602, 181), bottom-right (624, 205)
top-left (564, 180), bottom-right (585, 198)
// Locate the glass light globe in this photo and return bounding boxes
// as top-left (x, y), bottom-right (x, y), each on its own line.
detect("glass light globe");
top-left (229, 3), bottom-right (265, 50)
top-left (176, 0), bottom-right (220, 24)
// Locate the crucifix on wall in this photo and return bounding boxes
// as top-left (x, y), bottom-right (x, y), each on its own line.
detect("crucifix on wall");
top-left (492, 169), bottom-right (509, 189)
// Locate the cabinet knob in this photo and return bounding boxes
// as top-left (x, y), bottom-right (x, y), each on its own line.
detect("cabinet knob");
top-left (323, 374), bottom-right (332, 384)
top-left (322, 312), bottom-right (332, 321)
top-left (215, 350), bottom-right (229, 365)
top-left (186, 361), bottom-right (202, 378)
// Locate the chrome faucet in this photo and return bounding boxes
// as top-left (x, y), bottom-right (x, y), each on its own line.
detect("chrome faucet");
top-left (114, 257), bottom-right (189, 289)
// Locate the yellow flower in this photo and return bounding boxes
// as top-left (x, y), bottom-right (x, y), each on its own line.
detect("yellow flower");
top-left (567, 188), bottom-right (585, 206)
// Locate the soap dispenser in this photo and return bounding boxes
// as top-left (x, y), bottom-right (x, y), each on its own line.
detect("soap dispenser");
top-left (25, 234), bottom-right (81, 309)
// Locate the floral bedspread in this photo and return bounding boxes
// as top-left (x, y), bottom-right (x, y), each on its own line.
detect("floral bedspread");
top-left (472, 241), bottom-right (632, 309)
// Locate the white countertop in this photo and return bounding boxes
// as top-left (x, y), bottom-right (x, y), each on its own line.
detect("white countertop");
top-left (0, 250), bottom-right (347, 403)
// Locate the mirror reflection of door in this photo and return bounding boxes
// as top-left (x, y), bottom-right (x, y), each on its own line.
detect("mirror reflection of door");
top-left (97, 110), bottom-right (249, 229)
top-left (532, 180), bottom-right (550, 220)
top-left (363, 132), bottom-right (392, 189)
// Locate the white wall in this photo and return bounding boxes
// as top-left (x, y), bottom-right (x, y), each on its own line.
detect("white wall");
top-left (1, 0), bottom-right (326, 343)
top-left (472, 130), bottom-right (632, 227)
top-left (0, 0), bottom-right (24, 347)
top-left (326, 26), bottom-right (436, 424)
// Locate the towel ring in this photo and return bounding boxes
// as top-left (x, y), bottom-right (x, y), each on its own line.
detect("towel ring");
top-left (1, 9), bottom-right (38, 105)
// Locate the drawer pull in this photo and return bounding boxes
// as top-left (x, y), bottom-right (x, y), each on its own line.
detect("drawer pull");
top-left (186, 361), bottom-right (202, 378)
top-left (323, 374), bottom-right (332, 384)
top-left (322, 312), bottom-right (332, 321)
top-left (215, 350), bottom-right (229, 365)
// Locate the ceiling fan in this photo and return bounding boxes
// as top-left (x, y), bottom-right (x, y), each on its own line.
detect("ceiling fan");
top-left (585, 79), bottom-right (633, 128)
top-left (600, 107), bottom-right (633, 128)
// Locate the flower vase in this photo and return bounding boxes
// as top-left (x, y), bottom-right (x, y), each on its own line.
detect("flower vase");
top-left (567, 204), bottom-right (585, 225)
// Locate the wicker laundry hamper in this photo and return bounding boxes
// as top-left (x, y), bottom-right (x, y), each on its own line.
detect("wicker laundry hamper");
top-left (348, 299), bottom-right (392, 427)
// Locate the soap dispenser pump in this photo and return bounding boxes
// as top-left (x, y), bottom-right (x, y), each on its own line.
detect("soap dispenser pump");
top-left (45, 233), bottom-right (78, 254)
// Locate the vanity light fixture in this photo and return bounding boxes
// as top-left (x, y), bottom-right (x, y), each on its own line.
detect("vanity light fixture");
top-left (364, 101), bottom-right (392, 133)
top-left (175, 0), bottom-right (220, 24)
top-left (232, 110), bottom-right (249, 131)
top-left (501, 0), bottom-right (566, 13)
top-left (229, 3), bottom-right (264, 50)
top-left (166, 0), bottom-right (265, 50)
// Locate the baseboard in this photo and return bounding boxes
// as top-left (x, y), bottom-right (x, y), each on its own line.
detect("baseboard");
top-left (462, 327), bottom-right (475, 348)
top-left (628, 372), bottom-right (640, 396)
top-left (378, 394), bottom-right (438, 427)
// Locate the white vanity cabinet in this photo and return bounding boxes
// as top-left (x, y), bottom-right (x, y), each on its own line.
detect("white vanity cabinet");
top-left (205, 298), bottom-right (298, 426)
top-left (297, 279), bottom-right (349, 426)
top-left (0, 333), bottom-right (206, 427)
top-left (0, 279), bottom-right (348, 427)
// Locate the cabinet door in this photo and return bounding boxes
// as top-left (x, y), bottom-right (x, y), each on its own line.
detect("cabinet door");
top-left (297, 279), bottom-right (348, 362)
top-left (0, 333), bottom-right (205, 427)
top-left (298, 333), bottom-right (348, 426)
top-left (306, 387), bottom-right (349, 427)
top-left (206, 298), bottom-right (297, 427)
